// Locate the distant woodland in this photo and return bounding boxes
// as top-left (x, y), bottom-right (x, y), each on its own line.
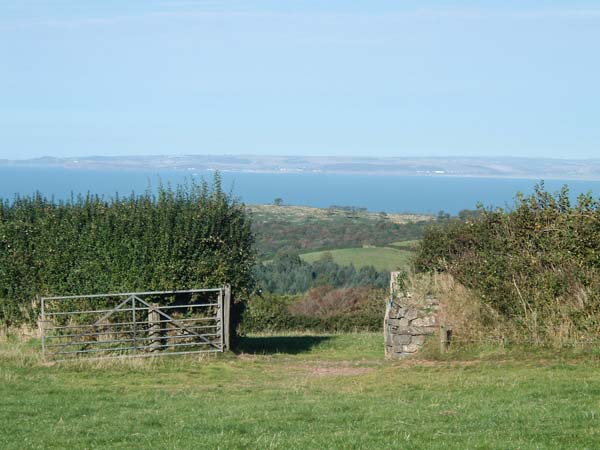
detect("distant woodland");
top-left (251, 207), bottom-right (430, 258)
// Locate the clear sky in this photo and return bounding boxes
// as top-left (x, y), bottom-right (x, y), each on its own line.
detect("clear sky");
top-left (1, 1), bottom-right (599, 160)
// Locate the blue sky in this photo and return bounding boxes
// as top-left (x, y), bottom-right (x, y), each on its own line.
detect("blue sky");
top-left (1, 1), bottom-right (599, 159)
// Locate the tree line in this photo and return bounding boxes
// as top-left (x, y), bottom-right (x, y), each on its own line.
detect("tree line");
top-left (254, 252), bottom-right (389, 294)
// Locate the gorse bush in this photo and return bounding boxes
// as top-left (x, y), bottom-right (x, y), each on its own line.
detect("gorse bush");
top-left (0, 174), bottom-right (255, 326)
top-left (416, 183), bottom-right (600, 342)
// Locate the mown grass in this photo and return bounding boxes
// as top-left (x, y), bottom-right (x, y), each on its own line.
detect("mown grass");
top-left (1, 333), bottom-right (600, 449)
top-left (300, 247), bottom-right (413, 271)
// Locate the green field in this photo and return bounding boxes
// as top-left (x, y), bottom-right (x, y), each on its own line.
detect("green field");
top-left (2, 334), bottom-right (600, 449)
top-left (389, 239), bottom-right (421, 251)
top-left (300, 246), bottom-right (414, 271)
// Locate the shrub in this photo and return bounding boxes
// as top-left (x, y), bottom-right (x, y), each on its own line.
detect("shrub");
top-left (239, 286), bottom-right (386, 333)
top-left (415, 183), bottom-right (600, 342)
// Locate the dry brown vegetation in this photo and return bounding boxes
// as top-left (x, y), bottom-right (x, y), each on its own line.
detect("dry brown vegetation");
top-left (247, 204), bottom-right (432, 224)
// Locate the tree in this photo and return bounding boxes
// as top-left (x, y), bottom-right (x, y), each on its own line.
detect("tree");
top-left (273, 198), bottom-right (283, 206)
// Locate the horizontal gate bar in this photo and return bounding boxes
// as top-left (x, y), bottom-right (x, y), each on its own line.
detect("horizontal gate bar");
top-left (52, 349), bottom-right (222, 363)
top-left (147, 303), bottom-right (219, 311)
top-left (49, 339), bottom-right (220, 356)
top-left (42, 288), bottom-right (223, 301)
top-left (46, 333), bottom-right (221, 348)
top-left (45, 303), bottom-right (219, 316)
top-left (44, 316), bottom-right (218, 331)
top-left (45, 324), bottom-right (219, 340)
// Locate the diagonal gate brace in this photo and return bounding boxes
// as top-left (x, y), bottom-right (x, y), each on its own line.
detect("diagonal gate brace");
top-left (132, 295), bottom-right (220, 350)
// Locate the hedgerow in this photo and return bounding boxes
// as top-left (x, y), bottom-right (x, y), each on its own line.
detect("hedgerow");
top-left (0, 174), bottom-right (255, 327)
top-left (416, 183), bottom-right (600, 341)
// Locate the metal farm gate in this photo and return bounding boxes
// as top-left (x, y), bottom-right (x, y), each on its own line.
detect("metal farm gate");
top-left (40, 287), bottom-right (231, 362)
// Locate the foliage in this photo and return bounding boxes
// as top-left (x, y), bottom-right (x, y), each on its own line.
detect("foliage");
top-left (254, 252), bottom-right (389, 294)
top-left (239, 287), bottom-right (386, 333)
top-left (0, 175), bottom-right (255, 326)
top-left (416, 183), bottom-right (600, 340)
top-left (251, 206), bottom-right (430, 258)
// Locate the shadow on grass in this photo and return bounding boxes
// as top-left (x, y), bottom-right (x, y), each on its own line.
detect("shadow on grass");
top-left (237, 335), bottom-right (332, 355)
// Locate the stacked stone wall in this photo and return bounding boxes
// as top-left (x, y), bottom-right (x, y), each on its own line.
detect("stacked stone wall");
top-left (384, 272), bottom-right (439, 359)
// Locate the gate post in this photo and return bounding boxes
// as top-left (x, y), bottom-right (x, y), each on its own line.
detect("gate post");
top-left (223, 285), bottom-right (231, 351)
top-left (440, 324), bottom-right (453, 353)
top-left (148, 303), bottom-right (161, 352)
top-left (40, 296), bottom-right (46, 360)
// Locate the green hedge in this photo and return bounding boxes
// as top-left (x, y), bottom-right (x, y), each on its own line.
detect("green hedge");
top-left (416, 183), bottom-right (600, 337)
top-left (0, 175), bottom-right (255, 326)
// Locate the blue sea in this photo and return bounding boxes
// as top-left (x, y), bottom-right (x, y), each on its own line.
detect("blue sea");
top-left (1, 166), bottom-right (600, 215)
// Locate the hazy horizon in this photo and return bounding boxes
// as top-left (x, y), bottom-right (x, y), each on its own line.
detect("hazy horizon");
top-left (4, 154), bottom-right (600, 163)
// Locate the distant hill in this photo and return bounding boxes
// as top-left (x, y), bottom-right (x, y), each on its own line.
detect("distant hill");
top-left (4, 155), bottom-right (600, 180)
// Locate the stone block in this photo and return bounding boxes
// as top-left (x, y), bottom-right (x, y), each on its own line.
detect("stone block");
top-left (412, 316), bottom-right (437, 327)
top-left (402, 344), bottom-right (420, 353)
top-left (399, 326), bottom-right (428, 335)
top-left (385, 334), bottom-right (393, 346)
top-left (405, 308), bottom-right (418, 321)
top-left (387, 318), bottom-right (403, 327)
top-left (394, 307), bottom-right (408, 318)
top-left (392, 334), bottom-right (411, 345)
top-left (411, 335), bottom-right (426, 345)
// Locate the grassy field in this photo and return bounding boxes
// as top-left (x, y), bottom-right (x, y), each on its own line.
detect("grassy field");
top-left (299, 247), bottom-right (414, 271)
top-left (2, 333), bottom-right (600, 449)
top-left (389, 239), bottom-right (421, 251)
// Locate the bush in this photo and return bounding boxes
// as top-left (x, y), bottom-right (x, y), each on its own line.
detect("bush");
top-left (239, 286), bottom-right (386, 333)
top-left (415, 183), bottom-right (600, 342)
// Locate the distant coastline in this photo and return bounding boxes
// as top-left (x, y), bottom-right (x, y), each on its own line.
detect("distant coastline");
top-left (3, 164), bottom-right (600, 215)
top-left (3, 155), bottom-right (600, 181)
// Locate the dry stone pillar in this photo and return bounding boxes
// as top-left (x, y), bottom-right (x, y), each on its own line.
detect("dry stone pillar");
top-left (384, 272), bottom-right (439, 359)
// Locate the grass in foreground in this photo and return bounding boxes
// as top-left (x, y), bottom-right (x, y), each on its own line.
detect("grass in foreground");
top-left (300, 247), bottom-right (413, 271)
top-left (1, 333), bottom-right (600, 449)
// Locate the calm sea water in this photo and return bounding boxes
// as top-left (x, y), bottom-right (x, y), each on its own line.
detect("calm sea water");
top-left (1, 166), bottom-right (600, 215)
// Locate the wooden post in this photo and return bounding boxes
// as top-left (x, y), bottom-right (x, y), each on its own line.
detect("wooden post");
top-left (223, 285), bottom-right (231, 351)
top-left (390, 271), bottom-right (400, 298)
top-left (440, 324), bottom-right (452, 353)
top-left (148, 303), bottom-right (161, 352)
top-left (40, 297), bottom-right (45, 360)
top-left (131, 297), bottom-right (137, 349)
